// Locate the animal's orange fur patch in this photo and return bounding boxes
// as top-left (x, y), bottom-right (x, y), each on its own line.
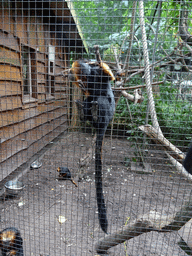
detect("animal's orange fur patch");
top-left (70, 60), bottom-right (115, 96)
top-left (9, 250), bottom-right (17, 255)
top-left (1, 230), bottom-right (15, 242)
top-left (99, 62), bottom-right (115, 81)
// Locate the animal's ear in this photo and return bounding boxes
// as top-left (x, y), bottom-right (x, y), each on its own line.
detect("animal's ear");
top-left (57, 167), bottom-right (61, 172)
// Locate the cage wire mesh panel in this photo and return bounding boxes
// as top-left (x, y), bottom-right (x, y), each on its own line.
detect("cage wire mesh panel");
top-left (0, 0), bottom-right (192, 255)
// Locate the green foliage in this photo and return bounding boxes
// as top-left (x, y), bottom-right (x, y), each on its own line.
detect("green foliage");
top-left (72, 0), bottom-right (129, 48)
top-left (114, 83), bottom-right (192, 146)
top-left (72, 1), bottom-right (192, 146)
top-left (155, 84), bottom-right (192, 144)
top-left (114, 93), bottom-right (148, 134)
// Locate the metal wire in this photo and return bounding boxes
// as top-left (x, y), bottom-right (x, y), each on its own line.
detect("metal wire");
top-left (0, 1), bottom-right (192, 255)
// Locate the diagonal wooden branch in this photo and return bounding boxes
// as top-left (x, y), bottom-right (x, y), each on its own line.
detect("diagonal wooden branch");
top-left (122, 89), bottom-right (144, 103)
top-left (166, 153), bottom-right (192, 181)
top-left (139, 124), bottom-right (185, 161)
top-left (95, 200), bottom-right (192, 253)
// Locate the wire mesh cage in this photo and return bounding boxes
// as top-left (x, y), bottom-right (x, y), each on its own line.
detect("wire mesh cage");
top-left (0, 0), bottom-right (192, 255)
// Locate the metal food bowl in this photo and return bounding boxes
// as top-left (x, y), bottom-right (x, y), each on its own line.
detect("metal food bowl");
top-left (30, 160), bottom-right (42, 169)
top-left (5, 180), bottom-right (25, 196)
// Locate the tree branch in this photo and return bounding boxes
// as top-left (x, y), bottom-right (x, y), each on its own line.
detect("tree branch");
top-left (95, 200), bottom-right (192, 253)
top-left (139, 124), bottom-right (185, 161)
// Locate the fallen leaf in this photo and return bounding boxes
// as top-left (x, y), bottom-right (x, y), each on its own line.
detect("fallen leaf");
top-left (18, 201), bottom-right (25, 207)
top-left (58, 215), bottom-right (67, 224)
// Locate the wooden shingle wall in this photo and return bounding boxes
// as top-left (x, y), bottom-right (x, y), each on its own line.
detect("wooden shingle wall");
top-left (0, 6), bottom-right (69, 180)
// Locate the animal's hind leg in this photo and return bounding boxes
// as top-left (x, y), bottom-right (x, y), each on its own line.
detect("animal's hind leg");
top-left (75, 100), bottom-right (85, 121)
top-left (91, 101), bottom-right (98, 123)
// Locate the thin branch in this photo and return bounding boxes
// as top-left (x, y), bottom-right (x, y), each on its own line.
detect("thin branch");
top-left (123, 1), bottom-right (137, 74)
top-left (112, 81), bottom-right (163, 91)
top-left (94, 45), bottom-right (102, 64)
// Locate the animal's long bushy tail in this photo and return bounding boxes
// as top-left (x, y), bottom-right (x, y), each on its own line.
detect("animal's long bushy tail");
top-left (95, 129), bottom-right (108, 233)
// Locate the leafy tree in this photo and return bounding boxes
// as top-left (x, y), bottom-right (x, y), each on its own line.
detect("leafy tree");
top-left (72, 0), bottom-right (192, 146)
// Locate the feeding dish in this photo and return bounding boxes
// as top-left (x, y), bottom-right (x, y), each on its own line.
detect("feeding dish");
top-left (30, 160), bottom-right (42, 169)
top-left (5, 180), bottom-right (25, 196)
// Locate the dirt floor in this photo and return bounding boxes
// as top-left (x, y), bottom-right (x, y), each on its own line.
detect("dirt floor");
top-left (0, 131), bottom-right (191, 255)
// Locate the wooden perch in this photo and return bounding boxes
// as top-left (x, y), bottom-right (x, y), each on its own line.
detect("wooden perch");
top-left (166, 153), bottom-right (192, 181)
top-left (95, 199), bottom-right (192, 253)
top-left (139, 124), bottom-right (185, 161)
top-left (122, 89), bottom-right (144, 103)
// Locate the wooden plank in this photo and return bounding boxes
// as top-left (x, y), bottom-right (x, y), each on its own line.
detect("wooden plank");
top-left (0, 121), bottom-right (68, 180)
top-left (0, 64), bottom-right (21, 81)
top-left (37, 62), bottom-right (45, 73)
top-left (0, 30), bottom-right (20, 52)
top-left (0, 108), bottom-right (67, 142)
top-left (0, 101), bottom-right (67, 127)
top-left (37, 52), bottom-right (46, 63)
top-left (54, 75), bottom-right (66, 83)
top-left (0, 47), bottom-right (20, 66)
top-left (37, 94), bottom-right (46, 103)
top-left (0, 134), bottom-right (28, 162)
top-left (54, 92), bottom-right (67, 100)
top-left (37, 21), bottom-right (45, 53)
top-left (28, 17), bottom-right (37, 47)
top-left (27, 116), bottom-right (66, 143)
top-left (55, 60), bottom-right (65, 68)
top-left (0, 81), bottom-right (22, 96)
top-left (37, 73), bottom-right (46, 84)
top-left (26, 121), bottom-right (67, 158)
top-left (14, 16), bottom-right (24, 41)
top-left (15, 16), bottom-right (28, 44)
top-left (21, 99), bottom-right (38, 110)
top-left (37, 84), bottom-right (46, 94)
top-left (54, 88), bottom-right (67, 94)
top-left (0, 9), bottom-right (14, 33)
top-left (0, 116), bottom-right (67, 162)
top-left (0, 96), bottom-right (22, 111)
top-left (55, 82), bottom-right (67, 89)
